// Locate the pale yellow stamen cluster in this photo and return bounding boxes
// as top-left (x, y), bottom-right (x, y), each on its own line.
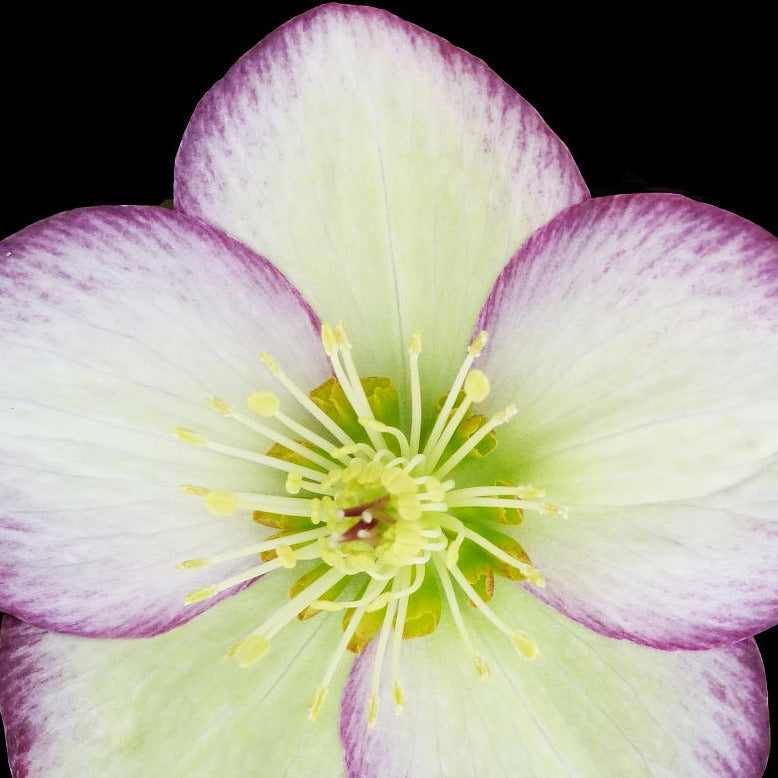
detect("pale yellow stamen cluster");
top-left (173, 322), bottom-right (567, 727)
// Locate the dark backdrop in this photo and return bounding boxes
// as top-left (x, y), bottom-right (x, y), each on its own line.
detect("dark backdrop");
top-left (1, 3), bottom-right (775, 776)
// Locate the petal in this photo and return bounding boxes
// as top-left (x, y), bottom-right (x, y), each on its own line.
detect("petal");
top-left (0, 574), bottom-right (349, 777)
top-left (0, 206), bottom-right (328, 637)
top-left (474, 193), bottom-right (778, 646)
top-left (174, 4), bottom-right (588, 399)
top-left (341, 583), bottom-right (769, 778)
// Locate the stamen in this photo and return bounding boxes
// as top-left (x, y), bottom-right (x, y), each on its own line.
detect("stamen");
top-left (390, 566), bottom-right (417, 713)
top-left (184, 555), bottom-right (287, 605)
top-left (259, 351), bottom-right (355, 447)
top-left (309, 577), bottom-right (388, 722)
top-left (368, 583), bottom-right (400, 727)
top-left (322, 322), bottom-right (386, 451)
top-left (446, 485), bottom-right (546, 500)
top-left (224, 567), bottom-right (346, 667)
top-left (431, 554), bottom-right (489, 680)
top-left (227, 405), bottom-right (335, 471)
top-left (358, 417), bottom-right (411, 459)
top-left (408, 332), bottom-right (422, 455)
top-left (433, 404), bottom-right (516, 479)
top-left (176, 526), bottom-right (332, 570)
top-left (173, 428), bottom-right (327, 481)
top-left (196, 489), bottom-right (314, 518)
top-left (423, 368), bottom-right (490, 471)
top-left (421, 332), bottom-right (488, 469)
top-left (437, 514), bottom-right (543, 585)
top-left (445, 556), bottom-right (538, 660)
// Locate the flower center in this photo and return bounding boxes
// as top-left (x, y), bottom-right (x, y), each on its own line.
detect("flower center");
top-left (173, 323), bottom-right (566, 727)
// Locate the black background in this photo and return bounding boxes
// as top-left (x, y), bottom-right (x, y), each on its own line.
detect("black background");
top-left (1, 2), bottom-right (775, 775)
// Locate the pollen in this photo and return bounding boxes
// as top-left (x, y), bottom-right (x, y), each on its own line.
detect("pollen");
top-left (173, 322), bottom-right (568, 728)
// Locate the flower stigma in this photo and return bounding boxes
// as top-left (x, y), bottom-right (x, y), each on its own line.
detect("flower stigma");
top-left (173, 323), bottom-right (567, 727)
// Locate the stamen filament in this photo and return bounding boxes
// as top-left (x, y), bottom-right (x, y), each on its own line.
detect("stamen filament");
top-left (274, 409), bottom-right (350, 461)
top-left (421, 344), bottom-right (480, 466)
top-left (245, 567), bottom-right (346, 643)
top-left (177, 527), bottom-right (332, 569)
top-left (210, 491), bottom-right (315, 517)
top-left (408, 332), bottom-right (422, 455)
top-left (446, 485), bottom-right (545, 500)
top-left (259, 351), bottom-right (356, 447)
top-left (390, 566), bottom-right (413, 714)
top-left (196, 437), bottom-right (327, 481)
top-left (432, 554), bottom-right (489, 679)
top-left (184, 556), bottom-right (286, 604)
top-left (223, 406), bottom-right (336, 471)
top-left (323, 322), bottom-right (386, 452)
top-left (433, 405), bottom-right (516, 479)
top-left (445, 555), bottom-right (538, 660)
top-left (437, 513), bottom-right (543, 584)
top-left (368, 583), bottom-right (400, 727)
top-left (359, 418), bottom-right (411, 459)
top-left (309, 577), bottom-right (388, 721)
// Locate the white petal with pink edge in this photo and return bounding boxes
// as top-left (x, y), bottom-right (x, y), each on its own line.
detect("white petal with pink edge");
top-left (0, 574), bottom-right (350, 778)
top-left (341, 583), bottom-right (769, 778)
top-left (473, 193), bottom-right (778, 647)
top-left (0, 206), bottom-right (328, 637)
top-left (175, 3), bottom-right (588, 401)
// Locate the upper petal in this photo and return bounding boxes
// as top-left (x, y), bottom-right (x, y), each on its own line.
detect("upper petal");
top-left (174, 3), bottom-right (588, 401)
top-left (340, 583), bottom-right (769, 777)
top-left (0, 206), bottom-right (328, 637)
top-left (474, 193), bottom-right (778, 646)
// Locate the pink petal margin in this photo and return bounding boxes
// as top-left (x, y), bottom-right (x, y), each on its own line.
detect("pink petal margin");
top-left (0, 206), bottom-right (327, 638)
top-left (339, 608), bottom-right (769, 777)
top-left (476, 193), bottom-right (778, 649)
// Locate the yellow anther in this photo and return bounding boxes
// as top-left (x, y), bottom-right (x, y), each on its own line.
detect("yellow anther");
top-left (423, 477), bottom-right (445, 502)
top-left (229, 635), bottom-right (272, 668)
top-left (516, 485), bottom-right (545, 499)
top-left (331, 443), bottom-right (361, 457)
top-left (380, 467), bottom-right (415, 495)
top-left (408, 331), bottom-right (422, 356)
top-left (358, 417), bottom-right (388, 432)
top-left (492, 405), bottom-right (517, 425)
top-left (394, 493), bottom-right (422, 521)
top-left (172, 427), bottom-right (207, 446)
top-left (526, 568), bottom-right (545, 588)
top-left (512, 632), bottom-right (538, 660)
top-left (247, 391), bottom-right (280, 417)
top-left (446, 533), bottom-right (465, 568)
top-left (464, 369), bottom-right (490, 403)
top-left (179, 484), bottom-right (210, 497)
top-left (474, 653), bottom-right (491, 681)
top-left (310, 498), bottom-right (322, 524)
top-left (468, 330), bottom-right (489, 357)
top-left (286, 470), bottom-right (303, 495)
top-left (367, 694), bottom-right (379, 728)
top-left (175, 558), bottom-right (208, 570)
top-left (206, 396), bottom-right (233, 415)
top-left (540, 502), bottom-right (569, 519)
top-left (321, 322), bottom-right (338, 356)
top-left (392, 681), bottom-right (405, 714)
top-left (258, 352), bottom-right (281, 375)
top-left (358, 460), bottom-right (384, 484)
top-left (334, 322), bottom-right (351, 350)
top-left (276, 545), bottom-right (297, 569)
top-left (183, 585), bottom-right (218, 605)
top-left (204, 490), bottom-right (238, 516)
top-left (309, 685), bottom-right (328, 721)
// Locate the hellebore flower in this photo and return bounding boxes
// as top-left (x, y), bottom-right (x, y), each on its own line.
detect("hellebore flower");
top-left (0, 4), bottom-right (776, 776)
